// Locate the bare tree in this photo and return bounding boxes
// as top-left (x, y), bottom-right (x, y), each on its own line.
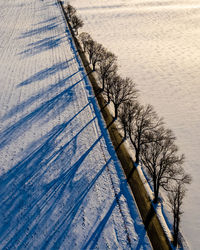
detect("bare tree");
top-left (63, 3), bottom-right (83, 36)
top-left (125, 104), bottom-right (163, 165)
top-left (64, 3), bottom-right (76, 21)
top-left (90, 42), bottom-right (104, 71)
top-left (108, 75), bottom-right (138, 121)
top-left (168, 173), bottom-right (191, 247)
top-left (119, 100), bottom-right (139, 140)
top-left (140, 127), bottom-right (185, 203)
top-left (78, 32), bottom-right (92, 52)
top-left (97, 51), bottom-right (117, 91)
top-left (71, 15), bottom-right (84, 36)
top-left (84, 40), bottom-right (105, 71)
top-left (85, 39), bottom-right (96, 64)
top-left (103, 69), bottom-right (117, 104)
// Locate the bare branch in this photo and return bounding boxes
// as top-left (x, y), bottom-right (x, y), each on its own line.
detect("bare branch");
top-left (127, 103), bottom-right (163, 164)
top-left (90, 42), bottom-right (105, 71)
top-left (64, 3), bottom-right (76, 21)
top-left (140, 127), bottom-right (184, 203)
top-left (71, 15), bottom-right (84, 36)
top-left (108, 74), bottom-right (138, 120)
top-left (97, 50), bottom-right (118, 90)
top-left (78, 32), bottom-right (92, 52)
top-left (167, 172), bottom-right (191, 247)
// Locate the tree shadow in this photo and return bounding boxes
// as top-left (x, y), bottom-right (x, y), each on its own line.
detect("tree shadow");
top-left (41, 155), bottom-right (111, 250)
top-left (144, 205), bottom-right (156, 231)
top-left (19, 23), bottom-right (59, 39)
top-left (35, 16), bottom-right (58, 26)
top-left (135, 205), bottom-right (157, 250)
top-left (100, 99), bottom-right (109, 110)
top-left (19, 35), bottom-right (65, 57)
top-left (2, 70), bottom-right (79, 121)
top-left (0, 74), bottom-right (88, 150)
top-left (85, 86), bottom-right (151, 248)
top-left (83, 191), bottom-right (121, 249)
top-left (115, 137), bottom-right (126, 152)
top-left (106, 117), bottom-right (116, 129)
top-left (0, 104), bottom-right (103, 249)
top-left (17, 58), bottom-right (75, 87)
top-left (127, 162), bottom-right (137, 181)
top-left (0, 4), bottom-right (151, 248)
top-left (17, 12), bottom-right (63, 57)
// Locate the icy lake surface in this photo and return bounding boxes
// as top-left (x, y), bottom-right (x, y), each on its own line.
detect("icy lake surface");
top-left (68, 0), bottom-right (200, 248)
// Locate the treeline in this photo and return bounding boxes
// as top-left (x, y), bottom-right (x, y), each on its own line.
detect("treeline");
top-left (63, 3), bottom-right (191, 247)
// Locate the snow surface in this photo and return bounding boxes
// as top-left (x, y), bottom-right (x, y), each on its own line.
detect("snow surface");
top-left (66, 0), bottom-right (200, 248)
top-left (0, 0), bottom-right (151, 249)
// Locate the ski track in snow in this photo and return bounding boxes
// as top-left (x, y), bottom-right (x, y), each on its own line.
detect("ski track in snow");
top-left (0, 0), bottom-right (151, 249)
top-left (66, 0), bottom-right (200, 248)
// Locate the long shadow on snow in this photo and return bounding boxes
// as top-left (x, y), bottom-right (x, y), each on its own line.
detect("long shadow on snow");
top-left (18, 35), bottom-right (65, 57)
top-left (58, 17), bottom-right (149, 248)
top-left (63, 21), bottom-right (150, 248)
top-left (0, 10), bottom-right (114, 249)
top-left (83, 177), bottom-right (150, 249)
top-left (18, 12), bottom-right (66, 61)
top-left (17, 58), bottom-right (75, 87)
top-left (83, 67), bottom-right (150, 249)
top-left (0, 17), bottom-right (149, 249)
top-left (0, 104), bottom-right (98, 248)
top-left (87, 96), bottom-right (150, 248)
top-left (41, 155), bottom-right (110, 250)
top-left (2, 70), bottom-right (79, 121)
top-left (83, 191), bottom-right (122, 249)
top-left (1, 136), bottom-right (103, 248)
top-left (34, 16), bottom-right (58, 26)
top-left (0, 75), bottom-right (87, 150)
top-left (19, 23), bottom-right (59, 39)
top-left (0, 21), bottom-right (86, 148)
top-left (0, 101), bottom-right (92, 197)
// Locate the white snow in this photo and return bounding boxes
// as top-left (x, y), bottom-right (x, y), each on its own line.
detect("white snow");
top-left (66, 0), bottom-right (200, 249)
top-left (0, 0), bottom-right (151, 249)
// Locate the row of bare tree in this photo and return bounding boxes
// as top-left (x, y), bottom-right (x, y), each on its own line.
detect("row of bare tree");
top-left (64, 3), bottom-right (191, 247)
top-left (64, 3), bottom-right (84, 35)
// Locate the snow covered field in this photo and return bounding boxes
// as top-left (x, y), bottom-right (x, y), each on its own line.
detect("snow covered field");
top-left (0, 0), bottom-right (151, 249)
top-left (66, 0), bottom-right (200, 248)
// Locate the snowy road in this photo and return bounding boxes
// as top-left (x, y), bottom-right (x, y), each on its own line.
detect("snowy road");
top-left (0, 0), bottom-right (151, 249)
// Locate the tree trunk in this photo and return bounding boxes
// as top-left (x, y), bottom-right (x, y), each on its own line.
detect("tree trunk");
top-left (89, 54), bottom-right (92, 64)
top-left (153, 178), bottom-right (159, 203)
top-left (173, 212), bottom-right (176, 238)
top-left (129, 136), bottom-right (139, 165)
top-left (107, 94), bottom-right (110, 104)
top-left (173, 216), bottom-right (178, 247)
top-left (124, 126), bottom-right (127, 140)
top-left (173, 212), bottom-right (180, 247)
top-left (102, 78), bottom-right (105, 91)
top-left (114, 104), bottom-right (118, 120)
top-left (135, 147), bottom-right (140, 165)
top-left (92, 62), bottom-right (96, 71)
top-left (135, 153), bottom-right (139, 165)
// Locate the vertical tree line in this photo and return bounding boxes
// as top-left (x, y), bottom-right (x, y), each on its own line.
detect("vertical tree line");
top-left (63, 3), bottom-right (192, 247)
